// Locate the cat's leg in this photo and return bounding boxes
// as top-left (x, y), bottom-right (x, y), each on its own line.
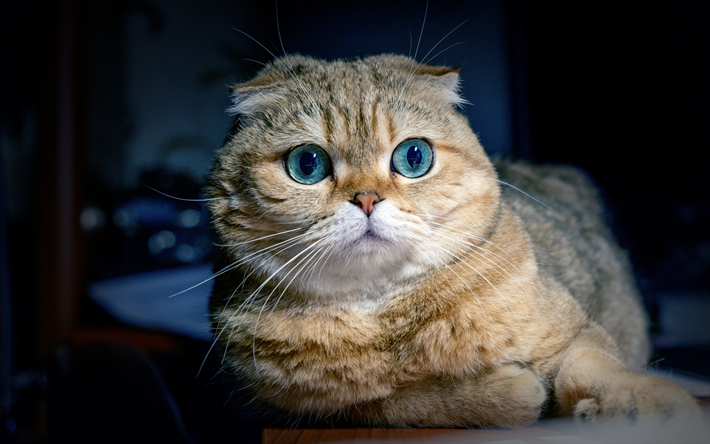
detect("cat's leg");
top-left (554, 323), bottom-right (703, 425)
top-left (358, 363), bottom-right (547, 428)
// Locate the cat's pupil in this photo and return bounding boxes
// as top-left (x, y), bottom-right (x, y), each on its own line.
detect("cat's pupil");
top-left (407, 146), bottom-right (423, 169)
top-left (299, 152), bottom-right (318, 176)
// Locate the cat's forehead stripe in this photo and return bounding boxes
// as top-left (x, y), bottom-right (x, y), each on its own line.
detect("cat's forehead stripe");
top-left (232, 55), bottom-right (474, 170)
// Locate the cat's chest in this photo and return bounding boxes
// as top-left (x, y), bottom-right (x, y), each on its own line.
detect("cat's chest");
top-left (378, 298), bottom-right (528, 376)
top-left (221, 277), bottom-right (550, 415)
top-left (247, 300), bottom-right (523, 384)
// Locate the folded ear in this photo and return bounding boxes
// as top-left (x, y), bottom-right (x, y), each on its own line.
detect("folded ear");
top-left (227, 55), bottom-right (314, 117)
top-left (227, 83), bottom-right (288, 117)
top-left (415, 66), bottom-right (467, 108)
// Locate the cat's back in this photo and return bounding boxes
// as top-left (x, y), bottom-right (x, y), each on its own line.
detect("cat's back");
top-left (494, 159), bottom-right (650, 367)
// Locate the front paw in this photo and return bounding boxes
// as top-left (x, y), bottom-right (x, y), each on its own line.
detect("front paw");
top-left (573, 372), bottom-right (702, 425)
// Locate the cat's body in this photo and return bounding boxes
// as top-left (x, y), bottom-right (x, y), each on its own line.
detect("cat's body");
top-left (206, 54), bottom-right (700, 427)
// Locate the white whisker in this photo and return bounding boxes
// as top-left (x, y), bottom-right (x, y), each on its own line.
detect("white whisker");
top-left (245, 239), bottom-right (326, 374)
top-left (411, 237), bottom-right (488, 321)
top-left (275, 0), bottom-right (286, 56)
top-left (420, 234), bottom-right (522, 325)
top-left (233, 27), bottom-right (280, 62)
top-left (426, 224), bottom-right (541, 318)
top-left (419, 20), bottom-right (468, 67)
top-left (413, 0), bottom-right (429, 62)
top-left (199, 229), bottom-right (322, 375)
top-left (422, 41), bottom-right (466, 67)
top-left (198, 231), bottom-right (312, 376)
top-left (173, 231), bottom-right (307, 298)
top-left (470, 173), bottom-right (556, 212)
top-left (212, 227), bottom-right (304, 247)
top-left (396, 0), bottom-right (428, 104)
top-left (146, 185), bottom-right (222, 202)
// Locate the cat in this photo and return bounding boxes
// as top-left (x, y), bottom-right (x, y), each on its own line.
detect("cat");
top-left (204, 53), bottom-right (702, 428)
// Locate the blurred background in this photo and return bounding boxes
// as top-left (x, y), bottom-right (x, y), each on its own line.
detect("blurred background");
top-left (1, 0), bottom-right (709, 442)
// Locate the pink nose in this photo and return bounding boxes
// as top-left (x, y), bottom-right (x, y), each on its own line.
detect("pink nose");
top-left (353, 192), bottom-right (380, 216)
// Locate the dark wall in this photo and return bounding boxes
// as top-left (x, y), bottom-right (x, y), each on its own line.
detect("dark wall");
top-left (520, 1), bottom-right (710, 295)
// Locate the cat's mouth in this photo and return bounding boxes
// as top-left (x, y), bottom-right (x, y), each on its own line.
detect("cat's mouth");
top-left (362, 219), bottom-right (385, 239)
top-left (362, 230), bottom-right (383, 244)
top-left (354, 227), bottom-right (388, 249)
top-left (340, 207), bottom-right (398, 253)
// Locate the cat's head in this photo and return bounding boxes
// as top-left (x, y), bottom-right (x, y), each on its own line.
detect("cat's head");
top-left (207, 54), bottom-right (500, 304)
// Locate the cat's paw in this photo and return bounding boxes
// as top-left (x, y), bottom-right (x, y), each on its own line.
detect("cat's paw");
top-left (361, 364), bottom-right (547, 428)
top-left (480, 363), bottom-right (547, 427)
top-left (573, 372), bottom-right (702, 426)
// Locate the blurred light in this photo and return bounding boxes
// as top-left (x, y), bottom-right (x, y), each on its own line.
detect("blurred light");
top-left (178, 208), bottom-right (201, 228)
top-left (176, 244), bottom-right (199, 263)
top-left (112, 207), bottom-right (140, 236)
top-left (112, 208), bottom-right (133, 228)
top-left (148, 230), bottom-right (176, 254)
top-left (80, 206), bottom-right (106, 231)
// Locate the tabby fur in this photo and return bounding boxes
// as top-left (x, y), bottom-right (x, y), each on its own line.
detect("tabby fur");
top-left (205, 54), bottom-right (701, 427)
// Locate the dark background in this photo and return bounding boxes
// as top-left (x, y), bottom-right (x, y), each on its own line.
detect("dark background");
top-left (1, 0), bottom-right (709, 442)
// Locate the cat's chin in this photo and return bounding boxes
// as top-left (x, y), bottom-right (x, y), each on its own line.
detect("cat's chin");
top-left (347, 231), bottom-right (391, 255)
top-left (290, 255), bottom-right (429, 309)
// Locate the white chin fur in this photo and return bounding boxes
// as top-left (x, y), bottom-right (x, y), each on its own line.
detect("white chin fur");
top-left (279, 201), bottom-right (445, 305)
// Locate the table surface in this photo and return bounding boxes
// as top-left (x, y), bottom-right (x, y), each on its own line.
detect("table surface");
top-left (263, 398), bottom-right (710, 443)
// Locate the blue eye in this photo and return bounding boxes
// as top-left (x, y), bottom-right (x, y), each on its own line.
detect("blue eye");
top-left (285, 145), bottom-right (332, 184)
top-left (391, 138), bottom-right (433, 178)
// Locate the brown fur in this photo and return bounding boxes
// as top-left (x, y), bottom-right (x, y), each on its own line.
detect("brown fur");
top-left (206, 54), bottom-right (701, 427)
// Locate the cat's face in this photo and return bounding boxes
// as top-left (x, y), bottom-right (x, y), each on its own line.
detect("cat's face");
top-left (208, 54), bottom-right (500, 305)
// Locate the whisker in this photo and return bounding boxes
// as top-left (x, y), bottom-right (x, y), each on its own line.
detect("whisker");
top-left (427, 225), bottom-right (541, 318)
top-left (213, 227), bottom-right (304, 247)
top-left (233, 27), bottom-right (280, 61)
top-left (422, 222), bottom-right (548, 317)
top-left (266, 243), bottom-right (325, 319)
top-left (399, 9), bottom-right (468, 106)
top-left (275, 0), bottom-right (286, 56)
top-left (418, 20), bottom-right (468, 67)
top-left (215, 235), bottom-right (314, 359)
top-left (171, 261), bottom-right (240, 299)
top-left (317, 240), bottom-right (339, 281)
top-left (422, 41), bottom-right (466, 67)
top-left (201, 232), bottom-right (323, 377)
top-left (469, 173), bottom-right (556, 212)
top-left (411, 237), bottom-right (489, 321)
top-left (302, 240), bottom-right (334, 284)
top-left (396, 0), bottom-right (428, 104)
top-left (407, 29), bottom-right (413, 57)
top-left (145, 185), bottom-right (222, 202)
top-left (247, 239), bottom-right (326, 373)
top-left (427, 221), bottom-right (534, 286)
top-left (426, 218), bottom-right (543, 288)
top-left (420, 234), bottom-right (522, 325)
top-left (198, 233), bottom-right (312, 376)
top-left (244, 58), bottom-right (268, 67)
top-left (216, 233), bottom-right (307, 320)
top-left (426, 217), bottom-right (542, 254)
top-left (172, 231), bottom-right (307, 298)
top-left (413, 0), bottom-right (429, 62)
